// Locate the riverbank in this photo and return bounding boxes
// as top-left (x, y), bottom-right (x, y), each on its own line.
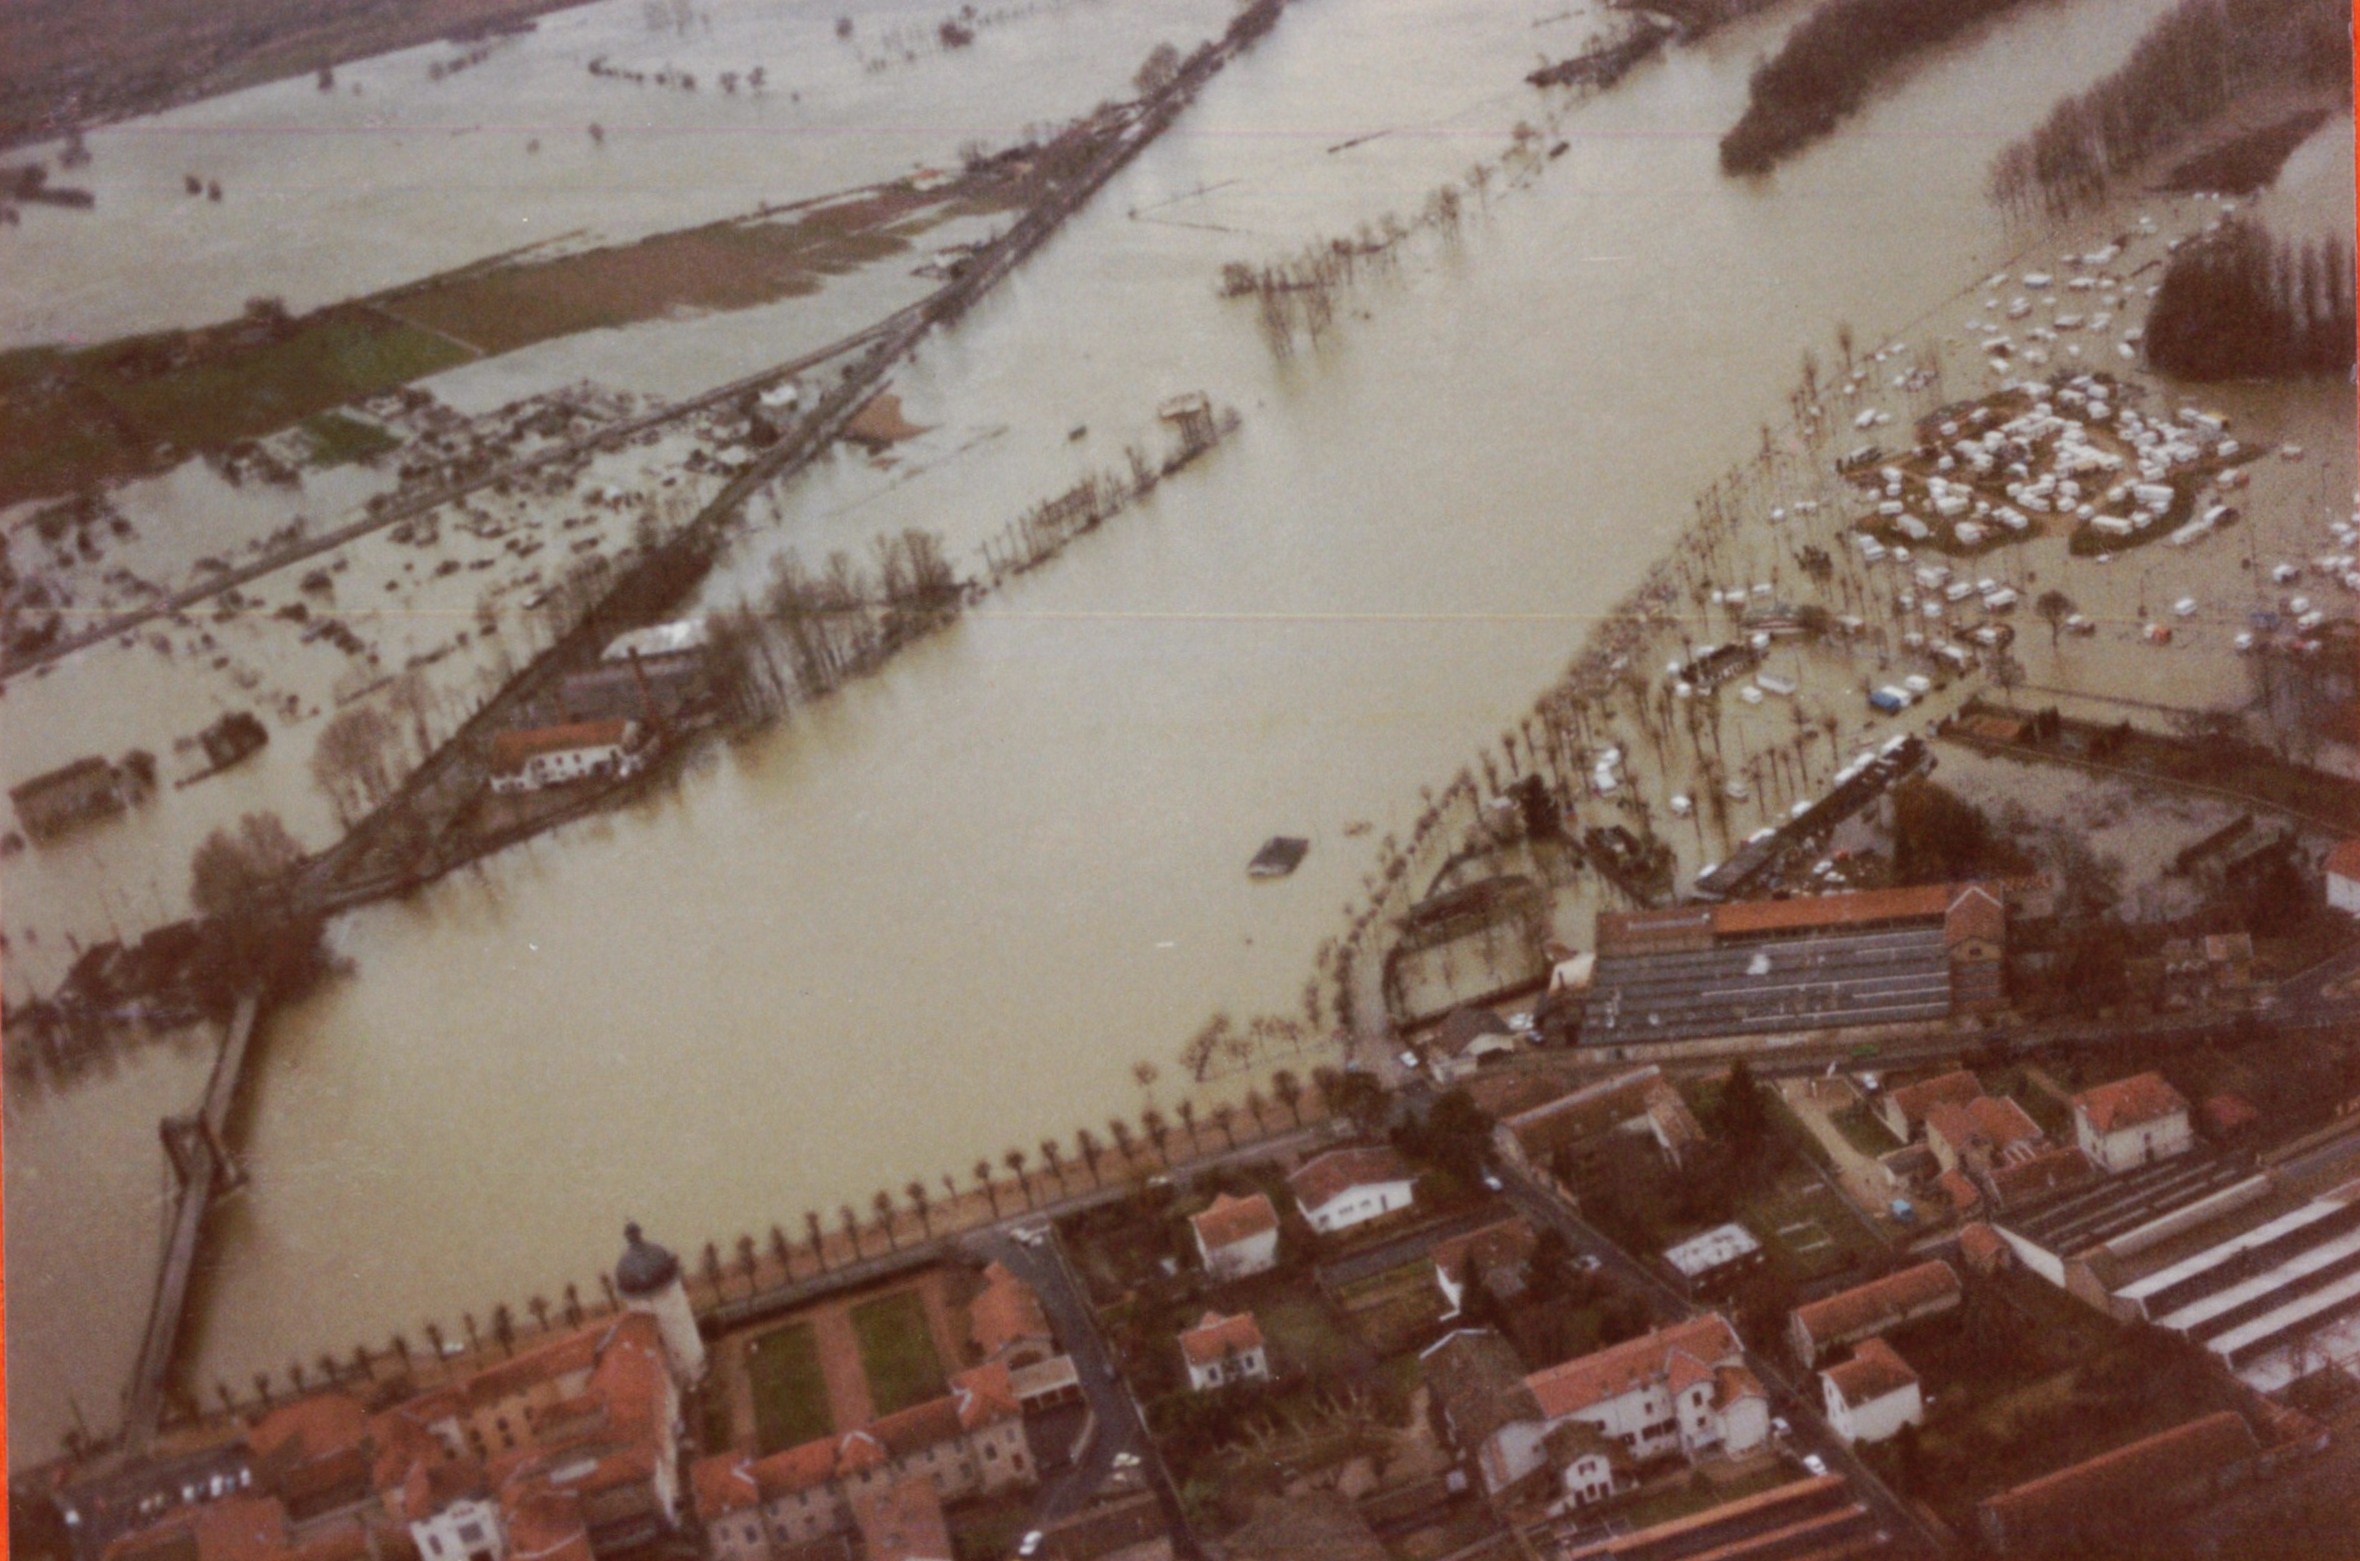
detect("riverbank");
top-left (1, 0), bottom-right (2293, 1468)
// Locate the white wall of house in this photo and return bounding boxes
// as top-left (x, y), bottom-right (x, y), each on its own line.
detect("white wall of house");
top-left (1559, 1451), bottom-right (1620, 1508)
top-left (2075, 1110), bottom-right (2193, 1174)
top-left (1480, 1421), bottom-right (1554, 1497)
top-left (1186, 1346), bottom-right (1269, 1393)
top-left (490, 740), bottom-right (639, 795)
top-left (411, 1497), bottom-right (504, 1561)
top-left (1823, 1380), bottom-right (1924, 1445)
top-left (1198, 1228), bottom-right (1279, 1281)
top-left (2329, 870), bottom-right (2360, 916)
top-left (1300, 1179), bottom-right (1416, 1234)
top-left (706, 1509), bottom-right (769, 1561)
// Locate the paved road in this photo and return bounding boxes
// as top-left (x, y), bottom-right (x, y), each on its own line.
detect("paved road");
top-left (1494, 1164), bottom-right (1949, 1558)
top-left (970, 1226), bottom-right (1201, 1557)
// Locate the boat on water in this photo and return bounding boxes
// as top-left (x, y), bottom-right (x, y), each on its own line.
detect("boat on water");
top-left (1248, 836), bottom-right (1309, 878)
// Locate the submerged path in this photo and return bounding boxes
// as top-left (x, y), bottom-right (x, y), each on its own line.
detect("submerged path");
top-left (0, 310), bottom-right (917, 686)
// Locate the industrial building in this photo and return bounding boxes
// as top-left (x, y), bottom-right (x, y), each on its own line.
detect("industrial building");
top-left (1581, 883), bottom-right (2006, 1047)
top-left (2112, 1180), bottom-right (2360, 1393)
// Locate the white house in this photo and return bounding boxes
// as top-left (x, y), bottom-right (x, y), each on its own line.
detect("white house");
top-left (1190, 1192), bottom-right (1280, 1281)
top-left (1288, 1146), bottom-right (1417, 1236)
top-left (1179, 1311), bottom-right (1269, 1393)
top-left (2072, 1073), bottom-right (2193, 1174)
top-left (1820, 1338), bottom-right (1924, 1446)
top-left (410, 1494), bottom-right (504, 1561)
top-left (488, 718), bottom-right (648, 795)
top-left (2328, 839), bottom-right (2360, 915)
top-left (1521, 1313), bottom-right (1769, 1467)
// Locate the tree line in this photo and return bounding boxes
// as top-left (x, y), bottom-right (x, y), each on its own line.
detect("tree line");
top-left (1988, 0), bottom-right (2349, 219)
top-left (1719, 0), bottom-right (2040, 176)
top-left (2144, 218), bottom-right (2356, 380)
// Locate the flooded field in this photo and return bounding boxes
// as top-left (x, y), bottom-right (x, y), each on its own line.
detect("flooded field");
top-left (7, 0), bottom-right (2351, 1463)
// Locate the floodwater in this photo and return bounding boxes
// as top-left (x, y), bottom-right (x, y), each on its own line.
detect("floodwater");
top-left (10, 0), bottom-right (2343, 1464)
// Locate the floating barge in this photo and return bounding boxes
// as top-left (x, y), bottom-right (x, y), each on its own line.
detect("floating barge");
top-left (1249, 836), bottom-right (1310, 878)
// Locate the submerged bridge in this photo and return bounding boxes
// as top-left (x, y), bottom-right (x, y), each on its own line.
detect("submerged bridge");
top-left (123, 988), bottom-right (262, 1453)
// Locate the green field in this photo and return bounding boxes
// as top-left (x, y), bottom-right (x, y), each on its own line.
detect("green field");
top-left (300, 409), bottom-right (403, 466)
top-left (0, 309), bottom-right (466, 506)
top-left (744, 1321), bottom-right (834, 1453)
top-left (849, 1291), bottom-right (947, 1416)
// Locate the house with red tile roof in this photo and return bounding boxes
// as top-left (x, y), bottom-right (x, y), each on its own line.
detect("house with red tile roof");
top-left (368, 1313), bottom-right (681, 1561)
top-left (1982, 1144), bottom-right (2098, 1208)
top-left (487, 720), bottom-right (648, 796)
top-left (1287, 1146), bottom-right (1417, 1235)
top-left (1977, 1412), bottom-right (2260, 1553)
top-left (690, 1363), bottom-right (1032, 1561)
top-left (1819, 1338), bottom-right (1922, 1446)
top-left (244, 1393), bottom-right (376, 1521)
top-left (1179, 1311), bottom-right (1269, 1393)
top-left (1923, 1095), bottom-right (2046, 1179)
top-left (1956, 1222), bottom-right (2013, 1276)
top-left (1520, 1313), bottom-right (1767, 1468)
top-left (2327, 838), bottom-right (2360, 915)
top-left (1432, 1217), bottom-right (1539, 1321)
top-left (98, 1494), bottom-right (377, 1561)
top-left (1188, 1192), bottom-right (1279, 1281)
top-left (1875, 1069), bottom-right (1984, 1142)
top-left (2072, 1072), bottom-right (2192, 1173)
top-left (967, 1263), bottom-right (1055, 1369)
top-left (850, 1478), bottom-right (952, 1561)
top-left (1788, 1261), bottom-right (1962, 1365)
top-left (1489, 1067), bottom-right (1702, 1188)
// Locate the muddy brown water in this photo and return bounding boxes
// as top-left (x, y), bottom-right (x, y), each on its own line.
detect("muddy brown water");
top-left (12, 0), bottom-right (2347, 1463)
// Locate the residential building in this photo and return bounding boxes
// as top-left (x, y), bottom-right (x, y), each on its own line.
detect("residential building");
top-left (487, 720), bottom-right (648, 796)
top-left (1983, 1145), bottom-right (2099, 1210)
top-left (1956, 1222), bottom-right (2013, 1277)
top-left (2328, 838), bottom-right (2360, 915)
top-left (245, 1392), bottom-right (377, 1521)
top-left (1875, 1070), bottom-right (1983, 1142)
top-left (849, 1478), bottom-right (951, 1561)
top-left (967, 1263), bottom-right (1056, 1370)
top-left (1024, 1489), bottom-right (1173, 1561)
top-left (1426, 1007), bottom-right (1519, 1081)
top-left (1178, 1312), bottom-right (1269, 1393)
top-left (1788, 1261), bottom-right (1961, 1365)
top-left (57, 1444), bottom-right (258, 1561)
top-left (1922, 1095), bottom-right (2045, 1180)
top-left (1521, 1312), bottom-right (1768, 1467)
top-left (1659, 1224), bottom-right (1766, 1300)
top-left (370, 1310), bottom-right (683, 1561)
top-left (1420, 1329), bottom-right (1553, 1500)
top-left (1819, 1338), bottom-right (1923, 1446)
top-left (1432, 1217), bottom-right (1539, 1321)
top-left (691, 1362), bottom-right (1033, 1561)
top-left (554, 660), bottom-right (705, 727)
top-left (1977, 1413), bottom-right (2260, 1553)
top-left (1188, 1192), bottom-right (1279, 1281)
top-left (2072, 1073), bottom-right (2193, 1173)
top-left (1286, 1146), bottom-right (1416, 1235)
top-left (98, 1494), bottom-right (381, 1561)
top-left (1489, 1066), bottom-right (1702, 1188)
top-left (600, 620), bottom-right (709, 666)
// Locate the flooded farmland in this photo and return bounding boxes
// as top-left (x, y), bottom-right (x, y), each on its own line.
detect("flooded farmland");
top-left (7, 0), bottom-right (2350, 1464)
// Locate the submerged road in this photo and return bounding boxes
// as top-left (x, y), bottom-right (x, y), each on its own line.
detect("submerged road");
top-left (0, 310), bottom-right (916, 686)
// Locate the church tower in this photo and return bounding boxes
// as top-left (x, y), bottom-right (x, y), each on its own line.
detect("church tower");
top-left (615, 1221), bottom-right (707, 1387)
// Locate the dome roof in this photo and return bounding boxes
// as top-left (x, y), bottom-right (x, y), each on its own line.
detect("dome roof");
top-left (614, 1221), bottom-right (681, 1297)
